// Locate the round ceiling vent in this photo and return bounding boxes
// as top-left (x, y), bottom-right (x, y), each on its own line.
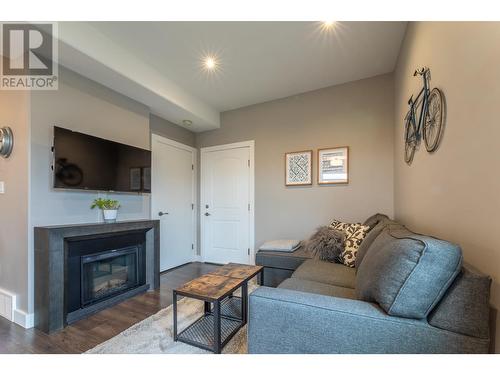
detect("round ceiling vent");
top-left (0, 126), bottom-right (14, 158)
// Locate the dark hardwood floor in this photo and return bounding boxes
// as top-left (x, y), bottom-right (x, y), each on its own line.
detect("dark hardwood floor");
top-left (0, 262), bottom-right (219, 354)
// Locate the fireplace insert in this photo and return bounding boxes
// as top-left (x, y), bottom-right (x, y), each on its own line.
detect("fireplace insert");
top-left (81, 246), bottom-right (139, 306)
top-left (65, 230), bottom-right (147, 323)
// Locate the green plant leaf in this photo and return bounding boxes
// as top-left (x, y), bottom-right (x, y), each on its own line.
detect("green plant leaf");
top-left (90, 198), bottom-right (120, 210)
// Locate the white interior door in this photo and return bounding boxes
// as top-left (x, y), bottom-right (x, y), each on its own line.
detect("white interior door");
top-left (152, 135), bottom-right (196, 272)
top-left (201, 143), bottom-right (254, 264)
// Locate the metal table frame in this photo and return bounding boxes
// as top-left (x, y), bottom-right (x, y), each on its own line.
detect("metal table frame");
top-left (173, 268), bottom-right (263, 354)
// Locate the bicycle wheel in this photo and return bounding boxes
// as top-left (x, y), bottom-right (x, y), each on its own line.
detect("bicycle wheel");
top-left (423, 88), bottom-right (444, 152)
top-left (404, 115), bottom-right (417, 164)
top-left (56, 163), bottom-right (84, 186)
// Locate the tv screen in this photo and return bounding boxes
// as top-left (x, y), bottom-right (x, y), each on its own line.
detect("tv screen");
top-left (53, 126), bottom-right (151, 193)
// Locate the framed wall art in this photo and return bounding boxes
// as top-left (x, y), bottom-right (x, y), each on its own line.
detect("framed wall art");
top-left (318, 146), bottom-right (349, 184)
top-left (285, 150), bottom-right (312, 186)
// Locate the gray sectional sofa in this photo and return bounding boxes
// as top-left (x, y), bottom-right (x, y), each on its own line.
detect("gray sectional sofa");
top-left (249, 215), bottom-right (492, 354)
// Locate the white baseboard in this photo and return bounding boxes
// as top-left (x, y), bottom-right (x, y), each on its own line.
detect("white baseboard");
top-left (0, 288), bottom-right (34, 328)
top-left (13, 309), bottom-right (34, 329)
top-left (0, 288), bottom-right (15, 321)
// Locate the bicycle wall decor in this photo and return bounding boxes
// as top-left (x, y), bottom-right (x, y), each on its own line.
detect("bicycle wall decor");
top-left (404, 67), bottom-right (445, 164)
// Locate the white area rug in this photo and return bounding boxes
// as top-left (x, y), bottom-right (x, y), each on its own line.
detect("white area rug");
top-left (86, 285), bottom-right (256, 354)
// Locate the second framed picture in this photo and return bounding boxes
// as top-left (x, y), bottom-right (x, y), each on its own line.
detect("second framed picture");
top-left (318, 146), bottom-right (349, 184)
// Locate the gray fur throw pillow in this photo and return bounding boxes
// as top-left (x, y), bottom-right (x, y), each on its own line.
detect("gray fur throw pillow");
top-left (305, 226), bottom-right (345, 263)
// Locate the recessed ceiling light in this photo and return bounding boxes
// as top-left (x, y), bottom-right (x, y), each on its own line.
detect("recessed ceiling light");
top-left (205, 57), bottom-right (215, 69)
top-left (182, 119), bottom-right (193, 126)
top-left (321, 20), bottom-right (337, 31)
top-left (203, 55), bottom-right (218, 71)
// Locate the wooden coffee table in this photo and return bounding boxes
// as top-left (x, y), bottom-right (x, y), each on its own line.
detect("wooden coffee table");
top-left (173, 263), bottom-right (263, 353)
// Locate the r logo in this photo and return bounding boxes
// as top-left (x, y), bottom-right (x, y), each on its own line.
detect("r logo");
top-left (2, 23), bottom-right (53, 76)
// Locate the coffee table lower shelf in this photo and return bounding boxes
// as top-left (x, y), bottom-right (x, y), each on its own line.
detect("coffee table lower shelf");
top-left (177, 313), bottom-right (243, 352)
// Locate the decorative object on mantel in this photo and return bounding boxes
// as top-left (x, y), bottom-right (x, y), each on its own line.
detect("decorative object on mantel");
top-left (0, 126), bottom-right (14, 158)
top-left (285, 150), bottom-right (312, 186)
top-left (318, 146), bottom-right (349, 184)
top-left (404, 67), bottom-right (445, 164)
top-left (91, 198), bottom-right (121, 223)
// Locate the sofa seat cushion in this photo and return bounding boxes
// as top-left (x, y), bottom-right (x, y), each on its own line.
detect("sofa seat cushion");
top-left (278, 278), bottom-right (356, 299)
top-left (291, 259), bottom-right (356, 289)
top-left (356, 227), bottom-right (463, 319)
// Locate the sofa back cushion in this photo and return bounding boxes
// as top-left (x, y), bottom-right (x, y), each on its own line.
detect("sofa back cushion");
top-left (355, 218), bottom-right (403, 269)
top-left (428, 262), bottom-right (491, 339)
top-left (363, 213), bottom-right (389, 230)
top-left (356, 227), bottom-right (463, 319)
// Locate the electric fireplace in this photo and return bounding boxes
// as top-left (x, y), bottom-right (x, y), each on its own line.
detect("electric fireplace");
top-left (34, 220), bottom-right (160, 334)
top-left (65, 230), bottom-right (147, 324)
top-left (81, 246), bottom-right (140, 306)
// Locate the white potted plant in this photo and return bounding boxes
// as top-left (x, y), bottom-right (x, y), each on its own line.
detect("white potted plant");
top-left (91, 198), bottom-right (121, 223)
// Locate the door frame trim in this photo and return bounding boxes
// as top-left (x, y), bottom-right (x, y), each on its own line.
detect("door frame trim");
top-left (151, 134), bottom-right (198, 268)
top-left (200, 140), bottom-right (255, 265)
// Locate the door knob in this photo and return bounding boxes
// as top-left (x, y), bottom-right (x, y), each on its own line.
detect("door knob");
top-left (204, 212), bottom-right (211, 216)
top-left (158, 211), bottom-right (169, 216)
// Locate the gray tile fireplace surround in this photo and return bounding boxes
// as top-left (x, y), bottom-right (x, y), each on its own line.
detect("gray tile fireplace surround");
top-left (34, 220), bottom-right (160, 334)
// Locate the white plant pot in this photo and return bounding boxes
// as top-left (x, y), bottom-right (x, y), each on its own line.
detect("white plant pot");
top-left (103, 209), bottom-right (118, 223)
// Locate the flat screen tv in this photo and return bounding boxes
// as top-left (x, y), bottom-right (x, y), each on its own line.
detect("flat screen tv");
top-left (53, 126), bottom-right (151, 193)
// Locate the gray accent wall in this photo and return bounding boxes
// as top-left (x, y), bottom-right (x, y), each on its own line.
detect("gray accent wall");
top-left (150, 114), bottom-right (195, 147)
top-left (196, 74), bottom-right (395, 248)
top-left (394, 22), bottom-right (500, 353)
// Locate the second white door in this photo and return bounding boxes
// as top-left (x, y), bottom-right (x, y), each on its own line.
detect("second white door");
top-left (152, 135), bottom-right (196, 271)
top-left (201, 144), bottom-right (253, 264)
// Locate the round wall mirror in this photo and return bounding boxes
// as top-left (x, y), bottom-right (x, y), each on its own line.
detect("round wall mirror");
top-left (0, 126), bottom-right (14, 158)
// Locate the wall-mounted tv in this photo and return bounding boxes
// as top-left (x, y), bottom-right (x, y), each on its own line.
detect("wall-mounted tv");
top-left (53, 126), bottom-right (151, 193)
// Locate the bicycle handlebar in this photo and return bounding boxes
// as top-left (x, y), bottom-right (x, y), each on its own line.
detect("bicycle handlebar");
top-left (413, 67), bottom-right (429, 77)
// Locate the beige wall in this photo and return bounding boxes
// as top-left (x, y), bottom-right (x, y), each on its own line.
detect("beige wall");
top-left (150, 114), bottom-right (195, 147)
top-left (394, 22), bottom-right (500, 353)
top-left (196, 74), bottom-right (395, 247)
top-left (0, 89), bottom-right (30, 314)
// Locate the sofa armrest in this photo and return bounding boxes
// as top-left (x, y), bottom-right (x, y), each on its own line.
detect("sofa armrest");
top-left (248, 287), bottom-right (489, 354)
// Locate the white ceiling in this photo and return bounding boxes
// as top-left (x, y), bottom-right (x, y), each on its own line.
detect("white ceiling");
top-left (59, 22), bottom-right (407, 131)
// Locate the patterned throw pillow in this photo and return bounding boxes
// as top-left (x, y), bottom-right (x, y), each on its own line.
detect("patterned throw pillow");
top-left (330, 219), bottom-right (370, 268)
